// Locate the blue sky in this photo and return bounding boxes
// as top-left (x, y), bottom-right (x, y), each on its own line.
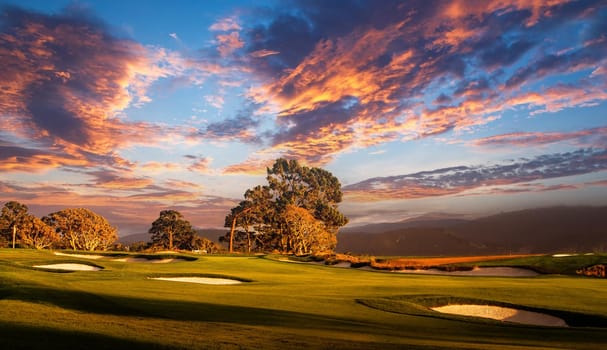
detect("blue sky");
top-left (1, 0), bottom-right (606, 235)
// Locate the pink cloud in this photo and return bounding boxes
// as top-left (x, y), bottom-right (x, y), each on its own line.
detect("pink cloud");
top-left (216, 31), bottom-right (244, 57)
top-left (474, 127), bottom-right (607, 148)
top-left (209, 17), bottom-right (241, 32)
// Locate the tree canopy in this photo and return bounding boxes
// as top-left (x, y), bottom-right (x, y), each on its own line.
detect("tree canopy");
top-left (224, 158), bottom-right (348, 254)
top-left (149, 210), bottom-right (196, 250)
top-left (0, 201), bottom-right (60, 249)
top-left (0, 201), bottom-right (29, 248)
top-left (44, 208), bottom-right (117, 251)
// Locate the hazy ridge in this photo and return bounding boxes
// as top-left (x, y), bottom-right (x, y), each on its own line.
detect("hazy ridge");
top-left (337, 206), bottom-right (607, 256)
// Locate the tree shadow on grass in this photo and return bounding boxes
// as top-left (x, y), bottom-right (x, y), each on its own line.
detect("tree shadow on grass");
top-left (0, 280), bottom-right (375, 335)
top-left (0, 321), bottom-right (177, 350)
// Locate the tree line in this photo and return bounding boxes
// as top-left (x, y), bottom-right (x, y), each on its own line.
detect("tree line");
top-left (1, 158), bottom-right (348, 254)
top-left (0, 202), bottom-right (117, 250)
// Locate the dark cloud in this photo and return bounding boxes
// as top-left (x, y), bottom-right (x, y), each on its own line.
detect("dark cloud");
top-left (272, 97), bottom-right (359, 145)
top-left (201, 106), bottom-right (261, 143)
top-left (344, 148), bottom-right (607, 200)
top-left (233, 0), bottom-right (607, 167)
top-left (0, 5), bottom-right (167, 172)
top-left (479, 39), bottom-right (535, 70)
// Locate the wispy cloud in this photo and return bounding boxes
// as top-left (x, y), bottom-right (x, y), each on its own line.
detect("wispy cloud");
top-left (187, 156), bottom-right (213, 174)
top-left (343, 148), bottom-right (607, 201)
top-left (216, 31), bottom-right (244, 57)
top-left (474, 127), bottom-right (607, 148)
top-left (209, 16), bottom-right (241, 32)
top-left (250, 49), bottom-right (280, 58)
top-left (0, 177), bottom-right (235, 233)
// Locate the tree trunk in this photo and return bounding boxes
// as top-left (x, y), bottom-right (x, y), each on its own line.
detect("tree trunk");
top-left (229, 216), bottom-right (237, 253)
top-left (246, 230), bottom-right (252, 253)
top-left (12, 225), bottom-right (16, 249)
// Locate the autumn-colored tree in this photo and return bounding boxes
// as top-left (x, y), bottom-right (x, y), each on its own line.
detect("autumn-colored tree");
top-left (225, 158), bottom-right (348, 254)
top-left (44, 208), bottom-right (117, 251)
top-left (19, 215), bottom-right (60, 249)
top-left (149, 210), bottom-right (195, 250)
top-left (0, 201), bottom-right (29, 248)
top-left (284, 205), bottom-right (336, 255)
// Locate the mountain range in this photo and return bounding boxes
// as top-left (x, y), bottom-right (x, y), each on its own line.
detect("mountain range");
top-left (337, 206), bottom-right (607, 256)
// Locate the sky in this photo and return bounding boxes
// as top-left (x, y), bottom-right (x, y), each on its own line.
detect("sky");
top-left (1, 0), bottom-right (606, 236)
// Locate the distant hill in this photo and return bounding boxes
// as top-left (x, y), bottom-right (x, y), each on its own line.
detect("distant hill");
top-left (119, 228), bottom-right (226, 245)
top-left (341, 214), bottom-right (470, 234)
top-left (197, 228), bottom-right (227, 242)
top-left (118, 232), bottom-right (149, 244)
top-left (337, 206), bottom-right (607, 256)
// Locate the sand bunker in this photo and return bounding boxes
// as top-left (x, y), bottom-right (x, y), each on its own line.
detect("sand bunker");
top-left (149, 277), bottom-right (242, 285)
top-left (54, 252), bottom-right (104, 259)
top-left (113, 257), bottom-right (180, 263)
top-left (432, 304), bottom-right (567, 327)
top-left (395, 267), bottom-right (538, 277)
top-left (33, 263), bottom-right (102, 271)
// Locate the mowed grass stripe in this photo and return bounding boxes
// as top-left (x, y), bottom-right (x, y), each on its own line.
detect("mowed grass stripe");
top-left (1, 248), bottom-right (606, 349)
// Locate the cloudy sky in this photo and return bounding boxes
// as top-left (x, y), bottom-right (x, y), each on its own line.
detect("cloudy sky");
top-left (1, 0), bottom-right (606, 235)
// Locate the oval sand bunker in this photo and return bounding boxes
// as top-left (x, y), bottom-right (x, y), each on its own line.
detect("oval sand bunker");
top-left (33, 263), bottom-right (102, 271)
top-left (396, 267), bottom-right (538, 277)
top-left (113, 257), bottom-right (182, 263)
top-left (149, 277), bottom-right (242, 285)
top-left (432, 304), bottom-right (567, 327)
top-left (54, 252), bottom-right (104, 259)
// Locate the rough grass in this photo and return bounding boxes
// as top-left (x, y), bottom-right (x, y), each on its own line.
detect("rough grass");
top-left (1, 248), bottom-right (607, 349)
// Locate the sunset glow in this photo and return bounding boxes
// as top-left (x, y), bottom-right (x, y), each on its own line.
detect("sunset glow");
top-left (1, 0), bottom-right (606, 234)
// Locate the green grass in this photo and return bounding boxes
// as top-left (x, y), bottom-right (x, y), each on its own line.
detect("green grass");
top-left (1, 249), bottom-right (606, 349)
top-left (451, 254), bottom-right (607, 274)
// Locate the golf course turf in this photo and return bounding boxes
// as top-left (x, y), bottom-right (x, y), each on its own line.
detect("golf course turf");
top-left (1, 249), bottom-right (606, 349)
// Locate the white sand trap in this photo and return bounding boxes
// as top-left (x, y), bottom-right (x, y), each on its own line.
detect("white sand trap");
top-left (54, 252), bottom-right (104, 259)
top-left (331, 262), bottom-right (352, 268)
top-left (396, 267), bottom-right (538, 277)
top-left (278, 258), bottom-right (323, 265)
top-left (149, 277), bottom-right (242, 285)
top-left (113, 257), bottom-right (181, 263)
top-left (33, 263), bottom-right (102, 271)
top-left (432, 304), bottom-right (567, 327)
top-left (553, 253), bottom-right (577, 258)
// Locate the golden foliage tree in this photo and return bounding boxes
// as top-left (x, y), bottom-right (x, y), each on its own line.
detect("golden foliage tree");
top-left (284, 205), bottom-right (336, 255)
top-left (19, 215), bottom-right (60, 249)
top-left (44, 208), bottom-right (117, 251)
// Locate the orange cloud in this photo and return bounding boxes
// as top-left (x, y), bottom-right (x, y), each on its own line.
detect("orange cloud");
top-left (216, 31), bottom-right (244, 57)
top-left (188, 157), bottom-right (213, 173)
top-left (97, 177), bottom-right (155, 190)
top-left (163, 179), bottom-right (203, 190)
top-left (139, 161), bottom-right (182, 172)
top-left (250, 49), bottom-right (280, 58)
top-left (222, 157), bottom-right (273, 175)
top-left (443, 0), bottom-right (571, 27)
top-left (231, 0), bottom-right (604, 168)
top-left (0, 8), bottom-right (220, 175)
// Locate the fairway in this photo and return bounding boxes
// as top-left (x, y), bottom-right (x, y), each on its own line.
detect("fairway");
top-left (1, 249), bottom-right (607, 349)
